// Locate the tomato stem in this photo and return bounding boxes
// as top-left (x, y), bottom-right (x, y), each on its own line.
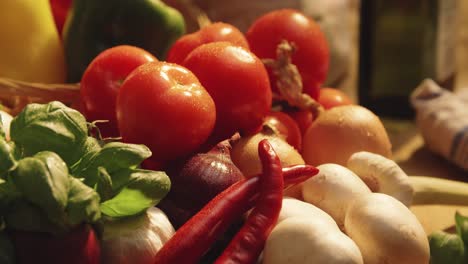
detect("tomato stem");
top-left (262, 40), bottom-right (323, 117)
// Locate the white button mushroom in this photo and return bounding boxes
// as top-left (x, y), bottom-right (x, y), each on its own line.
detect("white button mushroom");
top-left (344, 193), bottom-right (430, 264)
top-left (302, 163), bottom-right (371, 229)
top-left (263, 217), bottom-right (363, 264)
top-left (278, 197), bottom-right (338, 228)
top-left (347, 151), bottom-right (414, 206)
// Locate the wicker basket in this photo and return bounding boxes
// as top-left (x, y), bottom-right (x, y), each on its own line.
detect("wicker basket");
top-left (0, 77), bottom-right (80, 115)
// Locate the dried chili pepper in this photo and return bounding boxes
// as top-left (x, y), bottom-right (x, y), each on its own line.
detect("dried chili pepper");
top-left (214, 139), bottom-right (283, 264)
top-left (153, 162), bottom-right (318, 264)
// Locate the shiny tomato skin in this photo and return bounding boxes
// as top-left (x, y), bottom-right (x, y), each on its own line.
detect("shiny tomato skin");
top-left (182, 42), bottom-right (272, 144)
top-left (246, 9), bottom-right (329, 100)
top-left (318, 87), bottom-right (353, 109)
top-left (265, 111), bottom-right (302, 151)
top-left (116, 61), bottom-right (216, 165)
top-left (285, 109), bottom-right (315, 136)
top-left (80, 45), bottom-right (157, 137)
top-left (167, 22), bottom-right (249, 65)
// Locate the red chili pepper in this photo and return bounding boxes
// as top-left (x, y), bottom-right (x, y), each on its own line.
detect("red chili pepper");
top-left (214, 139), bottom-right (283, 264)
top-left (153, 163), bottom-right (318, 264)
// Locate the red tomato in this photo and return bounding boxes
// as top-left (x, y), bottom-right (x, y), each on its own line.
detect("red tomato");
top-left (80, 45), bottom-right (157, 137)
top-left (284, 109), bottom-right (314, 136)
top-left (182, 42), bottom-right (272, 145)
top-left (167, 22), bottom-right (249, 65)
top-left (318, 87), bottom-right (353, 109)
top-left (264, 111), bottom-right (302, 151)
top-left (246, 9), bottom-right (329, 100)
top-left (116, 61), bottom-right (216, 165)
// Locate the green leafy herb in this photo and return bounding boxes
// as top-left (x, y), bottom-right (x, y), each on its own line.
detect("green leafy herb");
top-left (96, 167), bottom-right (113, 202)
top-left (72, 142), bottom-right (152, 186)
top-left (10, 101), bottom-right (88, 165)
top-left (1, 101), bottom-right (171, 234)
top-left (11, 152), bottom-right (69, 225)
top-left (429, 212), bottom-right (468, 264)
top-left (4, 200), bottom-right (60, 234)
top-left (0, 139), bottom-right (16, 177)
top-left (66, 177), bottom-right (101, 226)
top-left (455, 212), bottom-right (468, 246)
top-left (429, 231), bottom-right (466, 264)
top-left (0, 231), bottom-right (15, 264)
top-left (0, 179), bottom-right (20, 214)
top-left (100, 169), bottom-right (170, 218)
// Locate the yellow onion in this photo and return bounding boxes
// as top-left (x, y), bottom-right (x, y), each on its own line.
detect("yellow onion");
top-left (230, 127), bottom-right (305, 199)
top-left (302, 105), bottom-right (392, 166)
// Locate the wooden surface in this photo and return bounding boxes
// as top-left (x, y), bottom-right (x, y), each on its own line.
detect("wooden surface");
top-left (383, 119), bottom-right (468, 234)
top-left (385, 0), bottom-right (468, 235)
top-left (342, 0), bottom-right (468, 235)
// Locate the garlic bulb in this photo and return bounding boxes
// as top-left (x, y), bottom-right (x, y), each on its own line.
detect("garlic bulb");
top-left (101, 207), bottom-right (175, 264)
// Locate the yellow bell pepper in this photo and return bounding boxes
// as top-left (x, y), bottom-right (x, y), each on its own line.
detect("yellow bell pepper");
top-left (0, 0), bottom-right (66, 83)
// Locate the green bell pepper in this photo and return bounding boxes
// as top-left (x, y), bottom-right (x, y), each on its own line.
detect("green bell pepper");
top-left (63, 0), bottom-right (186, 82)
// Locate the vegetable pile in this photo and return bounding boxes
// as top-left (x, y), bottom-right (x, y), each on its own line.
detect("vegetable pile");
top-left (2, 1), bottom-right (468, 263)
top-left (0, 101), bottom-right (171, 263)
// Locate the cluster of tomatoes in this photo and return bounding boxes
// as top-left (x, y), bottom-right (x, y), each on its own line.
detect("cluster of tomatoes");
top-left (78, 9), bottom-right (352, 168)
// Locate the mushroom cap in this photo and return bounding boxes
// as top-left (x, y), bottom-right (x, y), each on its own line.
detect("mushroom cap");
top-left (263, 217), bottom-right (363, 264)
top-left (344, 193), bottom-right (429, 264)
top-left (302, 163), bottom-right (371, 229)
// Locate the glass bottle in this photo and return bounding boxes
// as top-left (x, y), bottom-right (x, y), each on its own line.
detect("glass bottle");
top-left (358, 0), bottom-right (458, 119)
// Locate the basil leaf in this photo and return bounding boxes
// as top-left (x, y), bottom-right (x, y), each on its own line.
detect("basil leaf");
top-left (73, 142), bottom-right (152, 186)
top-left (70, 136), bottom-right (103, 175)
top-left (10, 101), bottom-right (88, 165)
top-left (429, 230), bottom-right (466, 264)
top-left (80, 136), bottom-right (102, 153)
top-left (455, 212), bottom-right (468, 246)
top-left (0, 139), bottom-right (15, 177)
top-left (96, 167), bottom-right (113, 202)
top-left (100, 169), bottom-right (170, 218)
top-left (0, 179), bottom-right (20, 214)
top-left (66, 177), bottom-right (101, 226)
top-left (11, 152), bottom-right (69, 224)
top-left (4, 200), bottom-right (61, 234)
top-left (0, 231), bottom-right (15, 264)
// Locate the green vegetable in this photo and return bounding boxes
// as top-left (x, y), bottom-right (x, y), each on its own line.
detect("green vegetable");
top-left (66, 177), bottom-right (101, 226)
top-left (0, 231), bottom-right (14, 264)
top-left (72, 142), bottom-right (152, 187)
top-left (429, 212), bottom-right (468, 264)
top-left (100, 169), bottom-right (170, 218)
top-left (11, 152), bottom-right (70, 225)
top-left (455, 212), bottom-right (468, 246)
top-left (63, 0), bottom-right (186, 82)
top-left (4, 200), bottom-right (60, 234)
top-left (0, 139), bottom-right (16, 177)
top-left (429, 231), bottom-right (466, 264)
top-left (10, 101), bottom-right (88, 166)
top-left (0, 101), bottom-right (171, 235)
top-left (0, 178), bottom-right (20, 211)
